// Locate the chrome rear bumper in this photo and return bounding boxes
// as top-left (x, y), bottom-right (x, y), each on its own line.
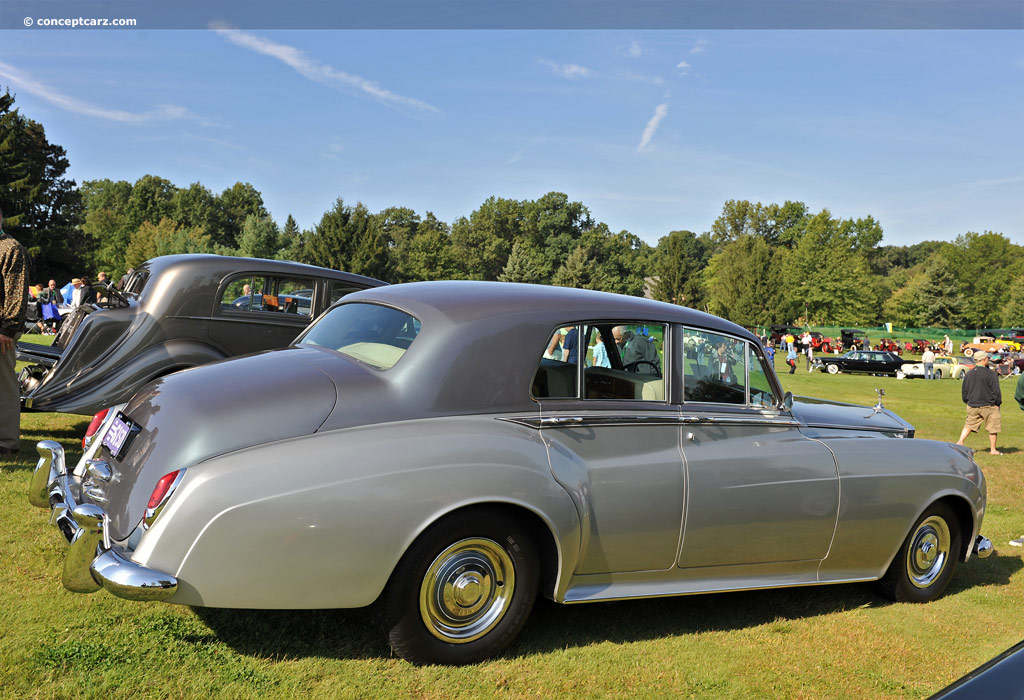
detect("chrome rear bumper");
top-left (29, 440), bottom-right (178, 602)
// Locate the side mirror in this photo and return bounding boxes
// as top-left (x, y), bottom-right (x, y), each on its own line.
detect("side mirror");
top-left (780, 391), bottom-right (794, 411)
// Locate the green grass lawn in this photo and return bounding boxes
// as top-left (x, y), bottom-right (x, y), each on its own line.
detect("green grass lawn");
top-left (2, 368), bottom-right (1024, 699)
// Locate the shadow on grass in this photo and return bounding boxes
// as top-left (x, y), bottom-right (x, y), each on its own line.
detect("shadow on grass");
top-left (192, 554), bottom-right (1022, 664)
top-left (0, 423), bottom-right (87, 472)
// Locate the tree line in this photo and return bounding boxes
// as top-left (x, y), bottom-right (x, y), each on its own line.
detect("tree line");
top-left (2, 88), bottom-right (1021, 329)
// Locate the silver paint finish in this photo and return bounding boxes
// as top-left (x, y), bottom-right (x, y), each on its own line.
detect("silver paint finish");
top-left (28, 281), bottom-right (987, 614)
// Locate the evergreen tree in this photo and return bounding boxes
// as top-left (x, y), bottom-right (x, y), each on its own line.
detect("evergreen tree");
top-left (499, 238), bottom-right (545, 284)
top-left (649, 229), bottom-right (709, 308)
top-left (237, 215), bottom-right (280, 260)
top-left (0, 89), bottom-right (86, 281)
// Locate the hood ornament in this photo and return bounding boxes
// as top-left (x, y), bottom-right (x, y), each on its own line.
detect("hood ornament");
top-left (864, 388), bottom-right (886, 417)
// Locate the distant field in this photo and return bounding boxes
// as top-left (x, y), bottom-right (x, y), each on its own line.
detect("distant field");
top-left (2, 369), bottom-right (1023, 699)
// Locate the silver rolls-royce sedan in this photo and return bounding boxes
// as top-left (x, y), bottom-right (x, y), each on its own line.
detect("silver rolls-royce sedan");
top-left (29, 281), bottom-right (991, 664)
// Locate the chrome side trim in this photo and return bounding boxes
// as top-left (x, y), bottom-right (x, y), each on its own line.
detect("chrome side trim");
top-left (499, 414), bottom-right (802, 429)
top-left (803, 422), bottom-right (911, 435)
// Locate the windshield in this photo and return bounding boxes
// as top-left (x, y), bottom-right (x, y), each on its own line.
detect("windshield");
top-left (298, 302), bottom-right (420, 370)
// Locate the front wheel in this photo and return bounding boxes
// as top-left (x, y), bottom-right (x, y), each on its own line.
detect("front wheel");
top-left (877, 502), bottom-right (961, 603)
top-left (826, 363), bottom-right (840, 375)
top-left (964, 347), bottom-right (974, 357)
top-left (375, 510), bottom-right (539, 665)
top-left (895, 370), bottom-right (905, 379)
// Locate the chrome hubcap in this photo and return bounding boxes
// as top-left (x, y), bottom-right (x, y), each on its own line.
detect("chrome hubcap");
top-left (907, 516), bottom-right (950, 588)
top-left (420, 538), bottom-right (515, 643)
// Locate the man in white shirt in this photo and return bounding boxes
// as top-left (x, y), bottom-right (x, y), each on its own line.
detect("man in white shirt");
top-left (922, 347), bottom-right (935, 380)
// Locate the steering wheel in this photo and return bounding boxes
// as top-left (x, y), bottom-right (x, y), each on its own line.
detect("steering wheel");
top-left (623, 360), bottom-right (662, 378)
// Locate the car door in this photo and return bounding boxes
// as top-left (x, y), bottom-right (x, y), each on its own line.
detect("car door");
top-left (676, 329), bottom-right (839, 568)
top-left (536, 321), bottom-right (685, 575)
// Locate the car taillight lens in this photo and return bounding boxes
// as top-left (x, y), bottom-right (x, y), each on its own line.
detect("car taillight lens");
top-left (83, 408), bottom-right (110, 449)
top-left (147, 470), bottom-right (181, 510)
top-left (144, 469), bottom-right (185, 530)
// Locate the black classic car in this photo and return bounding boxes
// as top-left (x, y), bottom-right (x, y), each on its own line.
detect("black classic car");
top-left (18, 254), bottom-right (384, 414)
top-left (815, 350), bottom-right (905, 376)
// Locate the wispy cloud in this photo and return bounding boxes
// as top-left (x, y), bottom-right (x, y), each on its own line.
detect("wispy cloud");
top-left (676, 60), bottom-right (692, 76)
top-left (538, 59), bottom-right (595, 79)
top-left (213, 26), bottom-right (441, 115)
top-left (0, 61), bottom-right (210, 125)
top-left (503, 129), bottom-right (548, 165)
top-left (690, 39), bottom-right (708, 55)
top-left (623, 40), bottom-right (643, 58)
top-left (637, 103), bottom-right (669, 153)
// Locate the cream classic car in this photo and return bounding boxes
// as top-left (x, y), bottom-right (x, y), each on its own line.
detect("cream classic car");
top-left (30, 282), bottom-right (991, 664)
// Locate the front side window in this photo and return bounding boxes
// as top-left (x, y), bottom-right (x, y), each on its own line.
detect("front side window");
top-left (299, 303), bottom-right (420, 370)
top-left (682, 329), bottom-right (748, 405)
top-left (532, 322), bottom-right (666, 401)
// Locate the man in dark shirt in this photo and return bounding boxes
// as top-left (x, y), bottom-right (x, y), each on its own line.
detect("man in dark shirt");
top-left (956, 350), bottom-right (1002, 455)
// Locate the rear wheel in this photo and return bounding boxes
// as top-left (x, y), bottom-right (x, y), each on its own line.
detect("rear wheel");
top-left (935, 370), bottom-right (942, 379)
top-left (877, 502), bottom-right (961, 603)
top-left (375, 510), bottom-right (539, 665)
top-left (964, 347), bottom-right (974, 357)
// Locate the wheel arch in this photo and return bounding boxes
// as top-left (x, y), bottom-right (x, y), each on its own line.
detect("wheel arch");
top-left (395, 501), bottom-right (565, 603)
top-left (935, 493), bottom-right (977, 563)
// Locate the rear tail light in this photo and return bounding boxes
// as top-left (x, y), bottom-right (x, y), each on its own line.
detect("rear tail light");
top-left (144, 469), bottom-right (185, 529)
top-left (83, 409), bottom-right (110, 449)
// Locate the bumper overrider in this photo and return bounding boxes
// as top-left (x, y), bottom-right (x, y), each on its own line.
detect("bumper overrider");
top-left (29, 440), bottom-right (178, 602)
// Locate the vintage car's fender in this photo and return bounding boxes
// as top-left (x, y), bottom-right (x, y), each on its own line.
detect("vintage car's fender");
top-left (131, 415), bottom-right (581, 609)
top-left (805, 431), bottom-right (985, 581)
top-left (34, 339), bottom-right (230, 416)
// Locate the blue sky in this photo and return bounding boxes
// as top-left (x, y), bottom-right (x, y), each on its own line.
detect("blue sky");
top-left (1, 30), bottom-right (1021, 247)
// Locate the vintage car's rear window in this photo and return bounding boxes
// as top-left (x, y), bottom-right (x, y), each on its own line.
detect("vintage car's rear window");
top-left (299, 303), bottom-right (420, 370)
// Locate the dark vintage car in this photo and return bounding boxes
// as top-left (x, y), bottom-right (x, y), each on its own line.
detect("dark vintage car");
top-left (815, 350), bottom-right (906, 376)
top-left (29, 282), bottom-right (990, 665)
top-left (839, 328), bottom-right (869, 351)
top-left (17, 254), bottom-right (384, 414)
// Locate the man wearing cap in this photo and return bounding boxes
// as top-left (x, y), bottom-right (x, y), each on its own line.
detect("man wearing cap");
top-left (956, 350), bottom-right (1002, 455)
top-left (0, 205), bottom-right (28, 455)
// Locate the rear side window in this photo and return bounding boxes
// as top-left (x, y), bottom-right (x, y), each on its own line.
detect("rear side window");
top-left (532, 322), bottom-right (666, 401)
top-left (220, 275), bottom-right (316, 316)
top-left (299, 303), bottom-right (420, 370)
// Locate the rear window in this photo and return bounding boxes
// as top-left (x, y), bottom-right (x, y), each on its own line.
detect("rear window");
top-left (298, 303), bottom-right (420, 370)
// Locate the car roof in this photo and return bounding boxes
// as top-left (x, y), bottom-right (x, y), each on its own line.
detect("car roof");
top-left (343, 280), bottom-right (758, 342)
top-left (137, 254), bottom-right (387, 288)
